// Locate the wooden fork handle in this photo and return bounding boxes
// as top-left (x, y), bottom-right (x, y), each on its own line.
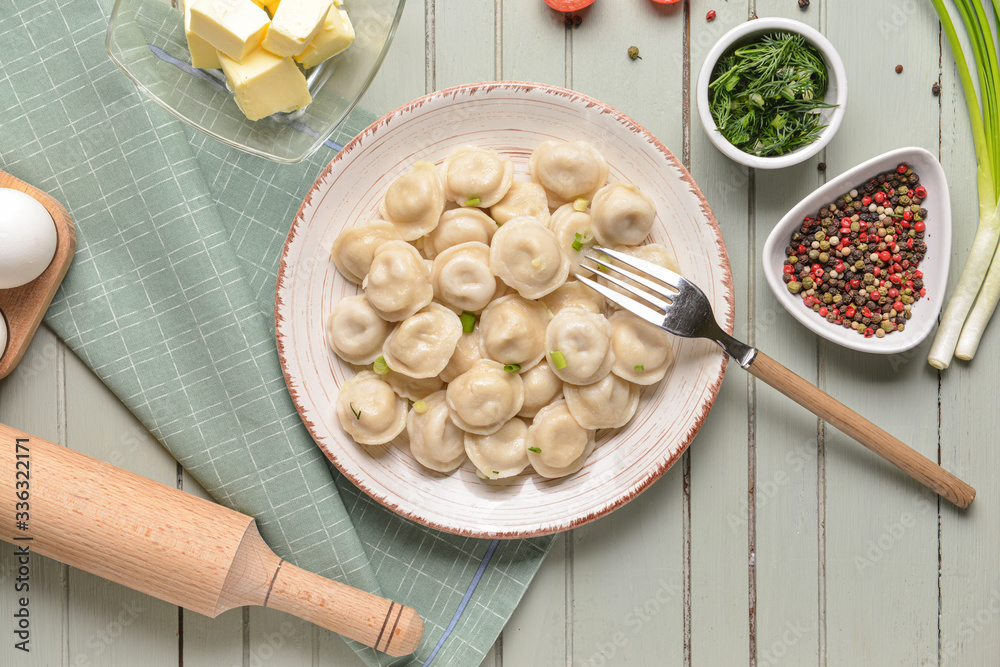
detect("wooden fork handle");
top-left (746, 351), bottom-right (975, 508)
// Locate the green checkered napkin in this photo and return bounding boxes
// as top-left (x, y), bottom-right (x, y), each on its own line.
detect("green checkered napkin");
top-left (0, 1), bottom-right (552, 665)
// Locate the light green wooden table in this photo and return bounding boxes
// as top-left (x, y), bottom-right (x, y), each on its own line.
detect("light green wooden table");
top-left (2, 0), bottom-right (998, 665)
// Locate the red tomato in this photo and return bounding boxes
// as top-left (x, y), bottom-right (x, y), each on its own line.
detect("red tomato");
top-left (544, 0), bottom-right (596, 10)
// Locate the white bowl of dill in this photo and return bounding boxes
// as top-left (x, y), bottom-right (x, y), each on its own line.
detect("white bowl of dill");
top-left (696, 17), bottom-right (848, 169)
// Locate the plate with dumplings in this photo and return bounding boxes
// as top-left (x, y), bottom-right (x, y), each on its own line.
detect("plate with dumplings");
top-left (276, 82), bottom-right (734, 538)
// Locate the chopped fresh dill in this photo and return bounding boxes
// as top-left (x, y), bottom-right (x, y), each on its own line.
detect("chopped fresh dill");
top-left (350, 402), bottom-right (362, 420)
top-left (708, 32), bottom-right (835, 157)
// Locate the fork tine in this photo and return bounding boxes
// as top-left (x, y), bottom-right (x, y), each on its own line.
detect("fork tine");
top-left (584, 264), bottom-right (672, 312)
top-left (584, 254), bottom-right (677, 304)
top-left (591, 246), bottom-right (685, 290)
top-left (575, 275), bottom-right (665, 328)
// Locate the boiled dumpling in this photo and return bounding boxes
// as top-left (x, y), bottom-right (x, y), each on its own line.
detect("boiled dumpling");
top-left (446, 359), bottom-right (524, 435)
top-left (479, 294), bottom-right (551, 370)
top-left (465, 417), bottom-right (529, 479)
top-left (330, 219), bottom-right (402, 284)
top-left (526, 400), bottom-right (596, 479)
top-left (545, 307), bottom-right (614, 385)
top-left (441, 146), bottom-right (514, 208)
top-left (326, 295), bottom-right (393, 364)
top-left (590, 182), bottom-right (656, 247)
top-left (549, 203), bottom-right (594, 276)
top-left (517, 360), bottom-right (563, 418)
top-left (490, 181), bottom-right (550, 226)
top-left (336, 371), bottom-right (407, 445)
top-left (382, 303), bottom-right (463, 378)
top-left (489, 217), bottom-right (569, 299)
top-left (383, 369), bottom-right (445, 401)
top-left (609, 310), bottom-right (674, 384)
top-left (617, 243), bottom-right (680, 274)
top-left (364, 241), bottom-right (434, 321)
top-left (539, 280), bottom-right (605, 315)
top-left (529, 140), bottom-right (609, 208)
top-left (563, 372), bottom-right (640, 429)
top-left (379, 161), bottom-right (446, 240)
top-left (440, 327), bottom-right (484, 383)
top-left (406, 391), bottom-right (466, 473)
top-left (431, 242), bottom-right (503, 313)
top-left (421, 207), bottom-right (497, 259)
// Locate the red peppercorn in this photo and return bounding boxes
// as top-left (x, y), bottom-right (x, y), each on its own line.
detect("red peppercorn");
top-left (914, 270), bottom-right (923, 278)
top-left (893, 301), bottom-right (905, 312)
top-left (907, 238), bottom-right (914, 249)
top-left (914, 221), bottom-right (926, 233)
top-left (783, 264), bottom-right (794, 274)
top-left (903, 210), bottom-right (913, 221)
top-left (864, 327), bottom-right (875, 338)
top-left (869, 233), bottom-right (879, 243)
top-left (873, 267), bottom-right (881, 277)
top-left (901, 221), bottom-right (910, 229)
top-left (850, 279), bottom-right (860, 288)
top-left (874, 191), bottom-right (886, 204)
top-left (841, 217), bottom-right (852, 227)
top-left (706, 9), bottom-right (716, 20)
top-left (798, 244), bottom-right (807, 254)
top-left (819, 306), bottom-right (828, 317)
top-left (846, 306), bottom-right (856, 317)
top-left (915, 186), bottom-right (927, 198)
top-left (835, 263), bottom-right (845, 273)
top-left (879, 250), bottom-right (891, 262)
top-left (862, 196), bottom-right (872, 206)
top-left (889, 274), bottom-right (902, 285)
top-left (896, 163), bottom-right (908, 174)
top-left (858, 221), bottom-right (868, 231)
top-left (813, 268), bottom-right (824, 278)
top-left (888, 287), bottom-right (899, 298)
top-left (920, 288), bottom-right (927, 297)
top-left (863, 306), bottom-right (872, 317)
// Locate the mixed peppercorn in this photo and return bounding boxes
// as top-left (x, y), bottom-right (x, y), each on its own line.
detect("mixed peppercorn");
top-left (782, 163), bottom-right (928, 339)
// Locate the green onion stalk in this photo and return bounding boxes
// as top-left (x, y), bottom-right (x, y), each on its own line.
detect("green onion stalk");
top-left (927, 0), bottom-right (1000, 369)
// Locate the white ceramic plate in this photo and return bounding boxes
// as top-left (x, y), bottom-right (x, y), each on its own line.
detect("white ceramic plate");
top-left (276, 82), bottom-right (734, 538)
top-left (762, 147), bottom-right (951, 354)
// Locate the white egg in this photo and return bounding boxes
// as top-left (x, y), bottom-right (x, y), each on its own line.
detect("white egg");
top-left (0, 188), bottom-right (58, 289)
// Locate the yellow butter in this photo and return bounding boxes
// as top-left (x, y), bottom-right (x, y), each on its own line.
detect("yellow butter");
top-left (218, 47), bottom-right (312, 121)
top-left (294, 8), bottom-right (354, 70)
top-left (262, 0), bottom-right (333, 57)
top-left (189, 0), bottom-right (270, 64)
top-left (184, 0), bottom-right (221, 69)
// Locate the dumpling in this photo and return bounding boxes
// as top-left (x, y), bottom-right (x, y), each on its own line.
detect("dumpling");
top-left (479, 294), bottom-right (551, 370)
top-left (326, 295), bottom-right (393, 364)
top-left (336, 371), bottom-right (407, 445)
top-left (406, 391), bottom-right (466, 473)
top-left (330, 220), bottom-right (402, 284)
top-left (441, 146), bottom-right (514, 208)
top-left (609, 310), bottom-right (674, 384)
top-left (364, 241), bottom-right (434, 321)
top-left (545, 307), bottom-right (614, 385)
top-left (378, 161), bottom-right (446, 240)
top-left (549, 203), bottom-right (594, 276)
top-left (421, 208), bottom-right (497, 259)
top-left (464, 417), bottom-right (529, 479)
top-left (563, 372), bottom-right (640, 429)
top-left (526, 400), bottom-right (596, 479)
top-left (431, 242), bottom-right (503, 313)
top-left (590, 182), bottom-right (656, 247)
top-left (440, 326), bottom-right (484, 383)
top-left (446, 359), bottom-right (524, 435)
top-left (489, 217), bottom-right (570, 299)
top-left (382, 303), bottom-right (463, 378)
top-left (539, 280), bottom-right (605, 315)
top-left (490, 181), bottom-right (550, 226)
top-left (517, 360), bottom-right (563, 418)
top-left (617, 242), bottom-right (680, 274)
top-left (383, 369), bottom-right (444, 401)
top-left (529, 140), bottom-right (609, 208)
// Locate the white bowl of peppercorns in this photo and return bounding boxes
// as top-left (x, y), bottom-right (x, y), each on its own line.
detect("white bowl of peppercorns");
top-left (762, 147), bottom-right (951, 354)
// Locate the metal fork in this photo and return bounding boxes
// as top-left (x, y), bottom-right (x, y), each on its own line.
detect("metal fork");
top-left (577, 246), bottom-right (975, 509)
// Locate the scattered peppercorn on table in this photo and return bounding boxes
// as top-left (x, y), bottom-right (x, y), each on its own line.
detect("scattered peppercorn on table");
top-left (2, 1), bottom-right (999, 666)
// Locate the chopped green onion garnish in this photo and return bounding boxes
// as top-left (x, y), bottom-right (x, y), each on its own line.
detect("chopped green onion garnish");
top-left (597, 253), bottom-right (611, 272)
top-left (413, 400), bottom-right (429, 414)
top-left (492, 470), bottom-right (500, 475)
top-left (572, 233), bottom-right (584, 252)
top-left (460, 311), bottom-right (476, 333)
top-left (465, 197), bottom-right (481, 207)
top-left (350, 403), bottom-right (362, 420)
top-left (550, 350), bottom-right (567, 369)
top-left (634, 364), bottom-right (645, 372)
top-left (528, 447), bottom-right (541, 453)
top-left (573, 198), bottom-right (588, 212)
top-left (372, 356), bottom-right (389, 375)
top-left (503, 364), bottom-right (520, 372)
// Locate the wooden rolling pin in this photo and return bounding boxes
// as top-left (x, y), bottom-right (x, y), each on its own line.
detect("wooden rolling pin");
top-left (0, 423), bottom-right (423, 657)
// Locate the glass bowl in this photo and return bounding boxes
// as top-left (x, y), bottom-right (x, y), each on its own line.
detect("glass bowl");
top-left (106, 0), bottom-right (404, 163)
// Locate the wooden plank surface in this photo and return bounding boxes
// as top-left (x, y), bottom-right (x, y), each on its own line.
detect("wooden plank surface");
top-left (3, 1), bottom-right (1000, 666)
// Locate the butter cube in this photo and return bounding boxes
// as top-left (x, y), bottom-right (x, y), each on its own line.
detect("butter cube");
top-left (189, 0), bottom-right (270, 64)
top-left (184, 0), bottom-right (221, 69)
top-left (294, 8), bottom-right (354, 70)
top-left (262, 0), bottom-right (333, 57)
top-left (218, 47), bottom-right (312, 121)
